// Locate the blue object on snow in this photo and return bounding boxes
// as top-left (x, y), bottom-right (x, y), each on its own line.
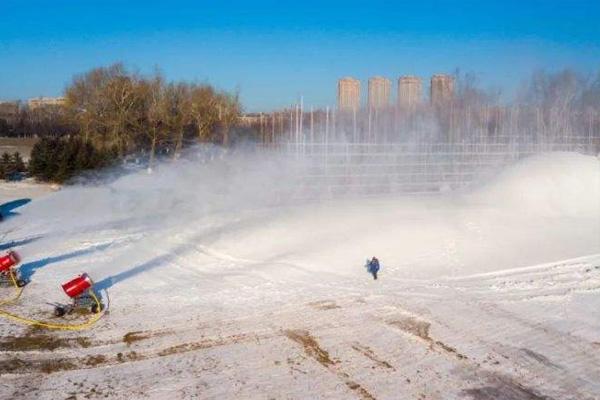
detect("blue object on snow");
top-left (366, 257), bottom-right (380, 280)
top-left (367, 257), bottom-right (380, 273)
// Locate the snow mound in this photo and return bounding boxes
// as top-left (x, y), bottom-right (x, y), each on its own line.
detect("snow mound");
top-left (473, 152), bottom-right (600, 218)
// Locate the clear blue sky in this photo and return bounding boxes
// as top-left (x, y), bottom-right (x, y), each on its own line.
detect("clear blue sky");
top-left (1, 0), bottom-right (599, 112)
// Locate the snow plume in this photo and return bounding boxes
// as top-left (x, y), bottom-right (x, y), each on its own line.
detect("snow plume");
top-left (472, 152), bottom-right (600, 218)
top-left (1, 148), bottom-right (599, 285)
top-left (11, 145), bottom-right (314, 237)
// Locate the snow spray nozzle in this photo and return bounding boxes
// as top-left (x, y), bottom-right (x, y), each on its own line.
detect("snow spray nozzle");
top-left (0, 251), bottom-right (20, 272)
top-left (61, 273), bottom-right (93, 298)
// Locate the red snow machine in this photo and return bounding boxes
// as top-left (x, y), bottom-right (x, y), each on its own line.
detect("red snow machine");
top-left (54, 273), bottom-right (103, 317)
top-left (0, 250), bottom-right (27, 287)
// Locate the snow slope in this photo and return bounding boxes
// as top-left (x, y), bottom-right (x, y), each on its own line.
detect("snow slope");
top-left (0, 179), bottom-right (57, 202)
top-left (474, 152), bottom-right (600, 218)
top-left (0, 150), bottom-right (599, 400)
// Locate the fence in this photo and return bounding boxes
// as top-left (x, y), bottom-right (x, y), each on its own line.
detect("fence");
top-left (264, 138), bottom-right (600, 197)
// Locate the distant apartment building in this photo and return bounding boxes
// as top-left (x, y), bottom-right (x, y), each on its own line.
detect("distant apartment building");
top-left (0, 101), bottom-right (19, 120)
top-left (368, 76), bottom-right (391, 110)
top-left (430, 75), bottom-right (454, 106)
top-left (337, 77), bottom-right (360, 112)
top-left (397, 76), bottom-right (422, 109)
top-left (27, 96), bottom-right (66, 110)
top-left (239, 113), bottom-right (263, 126)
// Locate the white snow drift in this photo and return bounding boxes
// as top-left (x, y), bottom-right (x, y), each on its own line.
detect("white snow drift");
top-left (1, 149), bottom-right (599, 400)
top-left (3, 150), bottom-right (599, 284)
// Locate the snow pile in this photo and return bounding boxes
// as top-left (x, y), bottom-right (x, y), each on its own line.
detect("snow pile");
top-left (472, 152), bottom-right (600, 218)
top-left (2, 149), bottom-right (598, 285)
top-left (206, 152), bottom-right (600, 278)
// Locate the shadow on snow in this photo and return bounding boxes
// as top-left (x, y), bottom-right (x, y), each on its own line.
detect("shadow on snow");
top-left (94, 254), bottom-right (172, 291)
top-left (19, 243), bottom-right (112, 282)
top-left (0, 198), bottom-right (31, 220)
top-left (0, 235), bottom-right (42, 251)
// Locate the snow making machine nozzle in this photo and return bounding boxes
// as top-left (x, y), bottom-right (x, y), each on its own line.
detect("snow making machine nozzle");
top-left (54, 273), bottom-right (103, 317)
top-left (0, 250), bottom-right (27, 288)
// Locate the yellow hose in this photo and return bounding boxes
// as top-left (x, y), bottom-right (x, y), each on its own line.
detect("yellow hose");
top-left (0, 270), bottom-right (105, 331)
top-left (0, 269), bottom-right (24, 306)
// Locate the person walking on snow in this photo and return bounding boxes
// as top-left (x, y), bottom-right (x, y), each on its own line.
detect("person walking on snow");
top-left (367, 257), bottom-right (380, 280)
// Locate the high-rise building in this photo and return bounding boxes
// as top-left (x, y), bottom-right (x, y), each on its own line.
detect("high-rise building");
top-left (368, 76), bottom-right (391, 110)
top-left (397, 76), bottom-right (422, 109)
top-left (27, 96), bottom-right (66, 110)
top-left (430, 75), bottom-right (454, 106)
top-left (337, 77), bottom-right (360, 111)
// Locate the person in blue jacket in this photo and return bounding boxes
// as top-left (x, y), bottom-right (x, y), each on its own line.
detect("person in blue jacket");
top-left (367, 257), bottom-right (380, 280)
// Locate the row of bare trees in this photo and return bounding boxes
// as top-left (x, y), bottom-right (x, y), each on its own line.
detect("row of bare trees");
top-left (1, 63), bottom-right (243, 167)
top-left (0, 102), bottom-right (76, 138)
top-left (65, 63), bottom-right (241, 165)
top-left (245, 69), bottom-right (600, 144)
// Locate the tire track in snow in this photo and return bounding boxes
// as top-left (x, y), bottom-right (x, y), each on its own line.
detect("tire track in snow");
top-left (428, 292), bottom-right (600, 398)
top-left (284, 329), bottom-right (377, 400)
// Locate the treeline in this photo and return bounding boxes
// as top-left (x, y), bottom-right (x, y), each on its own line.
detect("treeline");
top-left (64, 64), bottom-right (241, 160)
top-left (432, 69), bottom-right (600, 142)
top-left (0, 152), bottom-right (26, 180)
top-left (0, 105), bottom-right (77, 138)
top-left (418, 69), bottom-right (600, 142)
top-left (3, 63), bottom-right (246, 182)
top-left (28, 137), bottom-right (115, 182)
top-left (3, 66), bottom-right (599, 182)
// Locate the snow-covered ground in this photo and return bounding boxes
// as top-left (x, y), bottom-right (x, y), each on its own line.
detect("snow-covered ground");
top-left (0, 151), bottom-right (599, 400)
top-left (0, 179), bottom-right (58, 201)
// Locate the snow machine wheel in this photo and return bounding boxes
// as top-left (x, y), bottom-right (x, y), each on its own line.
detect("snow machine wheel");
top-left (54, 306), bottom-right (66, 317)
top-left (16, 279), bottom-right (27, 288)
top-left (91, 303), bottom-right (102, 314)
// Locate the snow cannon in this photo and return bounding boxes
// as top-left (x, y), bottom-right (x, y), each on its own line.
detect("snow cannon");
top-left (62, 273), bottom-right (92, 298)
top-left (54, 273), bottom-right (103, 317)
top-left (0, 250), bottom-right (27, 287)
top-left (0, 250), bottom-right (19, 271)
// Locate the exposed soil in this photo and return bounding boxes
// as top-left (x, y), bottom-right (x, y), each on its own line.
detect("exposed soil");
top-left (388, 316), bottom-right (468, 360)
top-left (0, 335), bottom-right (91, 352)
top-left (122, 328), bottom-right (174, 347)
top-left (463, 382), bottom-right (554, 400)
top-left (157, 333), bottom-right (252, 357)
top-left (308, 300), bottom-right (341, 310)
top-left (284, 329), bottom-right (376, 400)
top-left (284, 330), bottom-right (336, 367)
top-left (388, 316), bottom-right (431, 340)
top-left (351, 343), bottom-right (394, 370)
top-left (0, 357), bottom-right (77, 375)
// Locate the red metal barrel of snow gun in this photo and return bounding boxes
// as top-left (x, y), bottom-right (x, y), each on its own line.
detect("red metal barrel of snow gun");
top-left (0, 251), bottom-right (20, 272)
top-left (62, 273), bottom-right (93, 298)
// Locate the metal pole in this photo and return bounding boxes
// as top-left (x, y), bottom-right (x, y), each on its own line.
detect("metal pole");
top-left (271, 113), bottom-right (275, 143)
top-left (368, 107), bottom-right (372, 142)
top-left (325, 106), bottom-right (330, 141)
top-left (260, 113), bottom-right (264, 142)
top-left (332, 108), bottom-right (336, 140)
top-left (353, 107), bottom-right (357, 143)
top-left (290, 109), bottom-right (293, 143)
top-left (299, 96), bottom-right (303, 137)
top-left (295, 103), bottom-right (299, 143)
top-left (310, 106), bottom-right (314, 142)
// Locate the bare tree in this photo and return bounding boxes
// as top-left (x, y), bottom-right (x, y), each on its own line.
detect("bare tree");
top-left (146, 74), bottom-right (166, 169)
top-left (165, 83), bottom-right (192, 160)
top-left (189, 84), bottom-right (219, 142)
